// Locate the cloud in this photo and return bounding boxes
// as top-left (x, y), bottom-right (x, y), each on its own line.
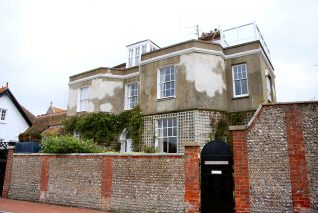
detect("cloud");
top-left (275, 61), bottom-right (318, 102)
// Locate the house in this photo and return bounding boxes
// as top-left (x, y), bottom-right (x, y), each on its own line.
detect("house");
top-left (67, 23), bottom-right (276, 153)
top-left (19, 102), bottom-right (66, 142)
top-left (0, 83), bottom-right (36, 142)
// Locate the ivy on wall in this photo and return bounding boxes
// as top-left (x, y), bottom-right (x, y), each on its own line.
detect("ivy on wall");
top-left (63, 106), bottom-right (143, 152)
top-left (210, 110), bottom-right (255, 148)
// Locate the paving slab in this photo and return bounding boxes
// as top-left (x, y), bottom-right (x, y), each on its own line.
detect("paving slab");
top-left (0, 198), bottom-right (109, 213)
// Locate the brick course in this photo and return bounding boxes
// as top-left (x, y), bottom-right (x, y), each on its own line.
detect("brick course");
top-left (184, 144), bottom-right (200, 213)
top-left (231, 102), bottom-right (318, 212)
top-left (5, 150), bottom-right (200, 213)
top-left (302, 104), bottom-right (318, 210)
top-left (285, 108), bottom-right (311, 212)
top-left (232, 130), bottom-right (250, 213)
top-left (2, 148), bottom-right (14, 198)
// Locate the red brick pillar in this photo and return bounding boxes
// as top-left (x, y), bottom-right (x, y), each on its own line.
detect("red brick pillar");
top-left (2, 148), bottom-right (14, 198)
top-left (39, 156), bottom-right (50, 202)
top-left (184, 143), bottom-right (200, 213)
top-left (101, 157), bottom-right (113, 210)
top-left (285, 108), bottom-right (310, 212)
top-left (231, 128), bottom-right (250, 213)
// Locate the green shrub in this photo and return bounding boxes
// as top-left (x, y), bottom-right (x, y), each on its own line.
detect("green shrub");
top-left (143, 146), bottom-right (157, 153)
top-left (41, 135), bottom-right (102, 153)
top-left (63, 106), bottom-right (143, 152)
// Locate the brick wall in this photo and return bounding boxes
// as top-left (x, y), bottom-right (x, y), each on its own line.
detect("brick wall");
top-left (111, 157), bottom-right (185, 212)
top-left (231, 102), bottom-right (318, 212)
top-left (46, 157), bottom-right (102, 208)
top-left (232, 129), bottom-right (250, 213)
top-left (4, 145), bottom-right (200, 213)
top-left (302, 104), bottom-right (318, 210)
top-left (8, 155), bottom-right (42, 201)
top-left (2, 148), bottom-right (14, 198)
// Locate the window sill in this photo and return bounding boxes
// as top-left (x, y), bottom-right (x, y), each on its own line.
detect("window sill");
top-left (232, 95), bottom-right (249, 100)
top-left (156, 96), bottom-right (176, 102)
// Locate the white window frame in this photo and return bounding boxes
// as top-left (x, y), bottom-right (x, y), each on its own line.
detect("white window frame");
top-left (157, 65), bottom-right (176, 99)
top-left (0, 108), bottom-right (7, 121)
top-left (135, 47), bottom-right (140, 65)
top-left (266, 75), bottom-right (272, 102)
top-left (78, 87), bottom-right (89, 112)
top-left (128, 49), bottom-right (134, 67)
top-left (155, 117), bottom-right (178, 153)
top-left (141, 45), bottom-right (147, 54)
top-left (232, 63), bottom-right (249, 98)
top-left (125, 82), bottom-right (138, 110)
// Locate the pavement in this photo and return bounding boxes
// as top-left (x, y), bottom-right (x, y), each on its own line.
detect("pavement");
top-left (0, 198), bottom-right (109, 213)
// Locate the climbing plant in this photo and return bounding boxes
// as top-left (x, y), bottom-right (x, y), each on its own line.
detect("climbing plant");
top-left (63, 106), bottom-right (143, 151)
top-left (210, 110), bottom-right (255, 148)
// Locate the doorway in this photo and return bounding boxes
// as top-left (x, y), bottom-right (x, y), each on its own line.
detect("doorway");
top-left (0, 149), bottom-right (7, 196)
top-left (201, 140), bottom-right (234, 213)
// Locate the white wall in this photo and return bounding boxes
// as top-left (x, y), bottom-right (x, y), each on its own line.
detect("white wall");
top-left (0, 95), bottom-right (30, 142)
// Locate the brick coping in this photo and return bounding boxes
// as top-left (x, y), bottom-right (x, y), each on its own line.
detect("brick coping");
top-left (229, 101), bottom-right (318, 131)
top-left (13, 153), bottom-right (184, 157)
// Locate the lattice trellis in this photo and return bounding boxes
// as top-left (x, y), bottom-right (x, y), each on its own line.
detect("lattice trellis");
top-left (142, 110), bottom-right (222, 153)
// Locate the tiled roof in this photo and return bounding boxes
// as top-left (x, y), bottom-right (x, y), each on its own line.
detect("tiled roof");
top-left (24, 111), bottom-right (66, 135)
top-left (0, 84), bottom-right (36, 125)
top-left (41, 125), bottom-right (64, 136)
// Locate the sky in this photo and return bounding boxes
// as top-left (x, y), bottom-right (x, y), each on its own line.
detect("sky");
top-left (1, 0), bottom-right (317, 115)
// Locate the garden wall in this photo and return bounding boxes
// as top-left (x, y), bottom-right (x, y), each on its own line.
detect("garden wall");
top-left (231, 102), bottom-right (318, 213)
top-left (2, 144), bottom-right (200, 213)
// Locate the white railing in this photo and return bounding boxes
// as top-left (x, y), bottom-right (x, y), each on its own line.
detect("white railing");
top-left (219, 22), bottom-right (270, 58)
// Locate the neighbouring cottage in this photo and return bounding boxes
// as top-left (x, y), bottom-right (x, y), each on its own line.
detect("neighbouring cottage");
top-left (0, 83), bottom-right (36, 143)
top-left (67, 22), bottom-right (276, 153)
top-left (19, 102), bottom-right (66, 142)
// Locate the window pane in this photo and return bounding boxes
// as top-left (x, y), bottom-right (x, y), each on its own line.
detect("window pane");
top-left (165, 68), bottom-right (170, 75)
top-left (166, 83), bottom-right (170, 89)
top-left (158, 119), bottom-right (162, 127)
top-left (171, 72), bottom-right (175, 80)
top-left (233, 70), bottom-right (238, 80)
top-left (241, 64), bottom-right (246, 72)
top-left (158, 128), bottom-right (163, 137)
top-left (165, 89), bottom-right (170, 97)
top-left (173, 128), bottom-right (177, 136)
top-left (237, 69), bottom-right (242, 79)
top-left (168, 118), bottom-right (173, 126)
top-left (235, 80), bottom-right (241, 96)
top-left (165, 74), bottom-right (171, 82)
top-left (163, 140), bottom-right (168, 153)
top-left (241, 79), bottom-right (248, 95)
top-left (172, 118), bottom-right (177, 126)
top-left (170, 89), bottom-right (175, 96)
top-left (160, 75), bottom-right (164, 83)
top-left (169, 137), bottom-right (177, 153)
top-left (163, 119), bottom-right (167, 127)
top-left (238, 65), bottom-right (241, 73)
top-left (80, 87), bottom-right (88, 99)
top-left (168, 128), bottom-right (172, 136)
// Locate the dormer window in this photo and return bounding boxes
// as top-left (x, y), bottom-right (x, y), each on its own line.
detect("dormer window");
top-left (135, 47), bottom-right (140, 65)
top-left (142, 45), bottom-right (147, 54)
top-left (128, 49), bottom-right (133, 67)
top-left (126, 40), bottom-right (160, 68)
